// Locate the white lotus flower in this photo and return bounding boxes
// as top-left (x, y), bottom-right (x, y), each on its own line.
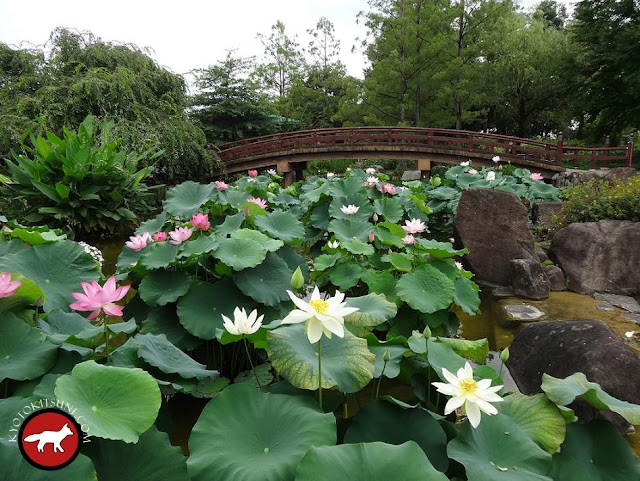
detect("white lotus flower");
top-left (282, 287), bottom-right (359, 343)
top-left (492, 155), bottom-right (501, 163)
top-left (222, 307), bottom-right (264, 335)
top-left (626, 331), bottom-right (636, 338)
top-left (326, 172), bottom-right (335, 178)
top-left (469, 168), bottom-right (478, 175)
top-left (341, 204), bottom-right (360, 215)
top-left (327, 240), bottom-right (340, 249)
top-left (460, 161), bottom-right (470, 166)
top-left (367, 176), bottom-right (379, 184)
top-left (432, 362), bottom-right (503, 428)
top-left (455, 261), bottom-right (464, 270)
top-left (486, 171), bottom-right (496, 182)
top-left (402, 218), bottom-right (426, 234)
top-left (365, 167), bottom-right (376, 174)
top-left (267, 169), bottom-right (277, 175)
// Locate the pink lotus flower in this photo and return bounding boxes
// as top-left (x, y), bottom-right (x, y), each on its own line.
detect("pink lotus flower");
top-left (191, 213), bottom-right (211, 231)
top-left (125, 232), bottom-right (152, 252)
top-left (402, 234), bottom-right (416, 245)
top-left (0, 272), bottom-right (21, 298)
top-left (248, 197), bottom-right (267, 209)
top-left (215, 181), bottom-right (229, 190)
top-left (153, 231), bottom-right (167, 242)
top-left (402, 218), bottom-right (426, 234)
top-left (530, 172), bottom-right (544, 181)
top-left (381, 183), bottom-right (396, 195)
top-left (248, 170), bottom-right (258, 177)
top-left (469, 169), bottom-right (478, 175)
top-left (169, 227), bottom-right (193, 245)
top-left (267, 169), bottom-right (277, 175)
top-left (368, 232), bottom-right (375, 242)
top-left (70, 276), bottom-right (131, 320)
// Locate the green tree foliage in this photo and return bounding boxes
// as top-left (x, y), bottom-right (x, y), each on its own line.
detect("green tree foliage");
top-left (0, 28), bottom-right (216, 186)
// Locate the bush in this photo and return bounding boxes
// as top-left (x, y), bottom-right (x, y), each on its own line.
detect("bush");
top-left (552, 175), bottom-right (640, 230)
top-left (0, 115), bottom-right (159, 239)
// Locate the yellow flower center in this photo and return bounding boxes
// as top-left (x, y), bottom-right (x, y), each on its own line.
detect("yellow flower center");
top-left (459, 378), bottom-right (478, 395)
top-left (309, 299), bottom-right (329, 315)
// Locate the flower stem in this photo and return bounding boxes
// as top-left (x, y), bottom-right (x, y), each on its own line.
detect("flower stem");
top-left (243, 336), bottom-right (262, 389)
top-left (102, 313), bottom-right (110, 363)
top-left (375, 360), bottom-right (388, 399)
top-left (318, 339), bottom-right (323, 411)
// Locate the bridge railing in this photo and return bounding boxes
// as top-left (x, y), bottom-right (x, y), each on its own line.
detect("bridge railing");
top-left (216, 127), bottom-right (633, 168)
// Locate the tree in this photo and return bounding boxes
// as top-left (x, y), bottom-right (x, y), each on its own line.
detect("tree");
top-left (532, 0), bottom-right (568, 29)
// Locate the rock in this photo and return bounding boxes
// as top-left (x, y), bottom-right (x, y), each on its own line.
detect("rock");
top-left (552, 167), bottom-right (637, 188)
top-left (623, 313), bottom-right (640, 325)
top-left (597, 304), bottom-right (615, 312)
top-left (454, 189), bottom-right (538, 288)
top-left (401, 170), bottom-right (422, 181)
top-left (532, 202), bottom-right (562, 228)
top-left (503, 304), bottom-right (545, 321)
top-left (510, 259), bottom-right (550, 299)
top-left (535, 246), bottom-right (549, 263)
top-left (593, 293), bottom-right (640, 313)
top-left (543, 265), bottom-right (565, 291)
top-left (550, 220), bottom-right (640, 296)
top-left (507, 319), bottom-right (640, 433)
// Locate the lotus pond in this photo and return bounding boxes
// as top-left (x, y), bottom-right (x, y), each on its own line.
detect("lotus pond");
top-left (1, 165), bottom-right (639, 480)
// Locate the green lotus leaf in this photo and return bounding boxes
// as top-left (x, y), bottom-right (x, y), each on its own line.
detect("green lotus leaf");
top-left (1, 396), bottom-right (33, 440)
top-left (310, 203), bottom-right (330, 230)
top-left (254, 211), bottom-right (305, 242)
top-left (429, 186), bottom-right (459, 200)
top-left (266, 323), bottom-right (375, 393)
top-left (362, 270), bottom-right (399, 303)
top-left (427, 338), bottom-right (466, 381)
top-left (329, 262), bottom-right (366, 290)
top-left (328, 194), bottom-right (374, 221)
top-left (0, 313), bottom-right (58, 382)
top-left (231, 228), bottom-right (284, 252)
top-left (541, 372), bottom-right (640, 425)
top-left (499, 393), bottom-right (566, 454)
top-left (417, 239), bottom-right (467, 259)
top-left (235, 363), bottom-right (274, 388)
top-left (397, 265), bottom-right (455, 314)
top-left (116, 246), bottom-right (144, 271)
top-left (177, 280), bottom-right (253, 340)
top-left (140, 307), bottom-right (200, 351)
top-left (54, 361), bottom-right (161, 443)
top-left (218, 189), bottom-right (251, 208)
top-left (83, 425), bottom-right (188, 481)
top-left (0, 274), bottom-right (45, 312)
top-left (365, 335), bottom-right (407, 379)
top-left (343, 399), bottom-right (448, 472)
top-left (275, 246), bottom-right (310, 282)
top-left (179, 235), bottom-right (219, 258)
top-left (328, 219), bottom-right (373, 243)
top-left (549, 421), bottom-right (640, 480)
top-left (373, 223), bottom-right (405, 248)
top-left (341, 238), bottom-right (374, 256)
top-left (9, 227), bottom-right (66, 245)
top-left (135, 211), bottom-right (169, 235)
top-left (164, 375), bottom-right (230, 398)
top-left (385, 252), bottom-right (413, 271)
top-left (0, 439), bottom-right (96, 480)
top-left (437, 337), bottom-right (489, 364)
top-left (214, 237), bottom-right (267, 271)
top-left (0, 240), bottom-right (99, 312)
top-left (295, 441), bottom-right (448, 481)
top-left (454, 276), bottom-right (481, 314)
top-left (138, 270), bottom-right (191, 307)
top-left (187, 383), bottom-right (336, 481)
top-left (373, 197), bottom-right (404, 223)
top-left (344, 293), bottom-right (398, 327)
top-left (133, 333), bottom-right (219, 380)
top-left (528, 182), bottom-right (560, 201)
top-left (314, 253), bottom-right (341, 271)
top-left (328, 175), bottom-right (365, 197)
top-left (233, 252), bottom-right (293, 306)
top-left (214, 211), bottom-right (245, 237)
top-left (140, 242), bottom-right (178, 269)
top-left (448, 413), bottom-right (553, 481)
top-left (163, 181), bottom-right (215, 218)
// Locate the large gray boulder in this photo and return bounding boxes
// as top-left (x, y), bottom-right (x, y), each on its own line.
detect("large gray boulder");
top-left (552, 167), bottom-right (637, 188)
top-left (509, 259), bottom-right (550, 300)
top-left (453, 189), bottom-right (541, 294)
top-left (507, 320), bottom-right (640, 432)
top-left (550, 220), bottom-right (640, 296)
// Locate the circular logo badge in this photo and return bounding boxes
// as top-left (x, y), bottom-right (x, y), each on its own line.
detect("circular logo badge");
top-left (18, 408), bottom-right (83, 470)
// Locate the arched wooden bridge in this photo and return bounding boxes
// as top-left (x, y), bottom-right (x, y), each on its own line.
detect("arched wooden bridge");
top-left (214, 127), bottom-right (634, 185)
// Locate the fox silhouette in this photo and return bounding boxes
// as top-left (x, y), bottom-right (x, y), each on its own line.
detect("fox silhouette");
top-left (23, 423), bottom-right (74, 453)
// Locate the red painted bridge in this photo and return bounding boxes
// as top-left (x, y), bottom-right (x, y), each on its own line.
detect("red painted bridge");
top-left (214, 127), bottom-right (634, 185)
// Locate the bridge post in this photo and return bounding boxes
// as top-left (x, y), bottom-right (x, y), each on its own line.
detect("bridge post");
top-left (555, 132), bottom-right (564, 166)
top-left (294, 162), bottom-right (307, 183)
top-left (417, 158), bottom-right (431, 179)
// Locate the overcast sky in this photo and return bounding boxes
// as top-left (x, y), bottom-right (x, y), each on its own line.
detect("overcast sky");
top-left (0, 0), bottom-right (574, 80)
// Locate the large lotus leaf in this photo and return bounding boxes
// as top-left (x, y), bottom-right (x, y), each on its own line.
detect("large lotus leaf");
top-left (163, 181), bottom-right (215, 218)
top-left (9, 227), bottom-right (66, 245)
top-left (329, 262), bottom-right (366, 290)
top-left (549, 421), bottom-right (640, 481)
top-left (362, 270), bottom-right (399, 303)
top-left (499, 393), bottom-right (566, 454)
top-left (541, 372), bottom-right (640, 425)
top-left (430, 186), bottom-right (460, 200)
top-left (300, 180), bottom-right (331, 204)
top-left (0, 439), bottom-right (96, 480)
top-left (38, 310), bottom-right (103, 350)
top-left (276, 246), bottom-right (310, 282)
top-left (214, 211), bottom-right (245, 237)
top-left (135, 211), bottom-right (169, 235)
top-left (254, 211), bottom-right (305, 242)
top-left (295, 441), bottom-right (448, 481)
top-left (231, 228), bottom-right (284, 252)
top-left (385, 252), bottom-right (413, 271)
top-left (133, 333), bottom-right (218, 380)
top-left (344, 293), bottom-right (398, 327)
top-left (427, 338), bottom-right (466, 381)
top-left (454, 276), bottom-right (481, 314)
top-left (177, 280), bottom-right (253, 340)
top-left (397, 265), bottom-right (455, 314)
top-left (0, 274), bottom-right (45, 312)
top-left (140, 307), bottom-right (200, 351)
top-left (1, 396), bottom-right (33, 440)
top-left (179, 235), bottom-right (219, 258)
top-left (116, 246), bottom-right (144, 272)
top-left (328, 175), bottom-right (365, 197)
top-left (0, 240), bottom-right (99, 312)
top-left (448, 413), bottom-right (553, 481)
top-left (343, 400), bottom-right (448, 472)
top-left (313, 253), bottom-right (341, 272)
top-left (138, 270), bottom-right (191, 307)
top-left (528, 182), bottom-right (559, 201)
top-left (140, 242), bottom-right (179, 269)
top-left (0, 313), bottom-right (58, 382)
top-left (214, 237), bottom-right (267, 271)
top-left (310, 203), bottom-right (330, 230)
top-left (187, 383), bottom-right (336, 481)
top-left (54, 361), bottom-right (161, 443)
top-left (84, 425), bottom-right (189, 481)
top-left (373, 197), bottom-right (404, 223)
top-left (341, 238), bottom-right (374, 256)
top-left (365, 335), bottom-right (408, 379)
top-left (417, 239), bottom-right (467, 259)
top-left (266, 323), bottom-right (375, 393)
top-left (437, 337), bottom-right (489, 364)
top-left (374, 222), bottom-right (405, 248)
top-left (233, 252), bottom-right (293, 306)
top-left (328, 194), bottom-right (374, 222)
top-left (328, 219), bottom-right (373, 243)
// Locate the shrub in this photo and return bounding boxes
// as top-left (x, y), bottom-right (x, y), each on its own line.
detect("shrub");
top-left (0, 115), bottom-right (159, 239)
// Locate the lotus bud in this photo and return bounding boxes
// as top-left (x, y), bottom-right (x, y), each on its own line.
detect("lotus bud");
top-left (422, 326), bottom-right (432, 339)
top-left (291, 266), bottom-right (304, 290)
top-left (372, 213), bottom-right (379, 222)
top-left (430, 176), bottom-right (442, 187)
top-left (383, 350), bottom-right (391, 363)
top-left (500, 347), bottom-right (510, 362)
